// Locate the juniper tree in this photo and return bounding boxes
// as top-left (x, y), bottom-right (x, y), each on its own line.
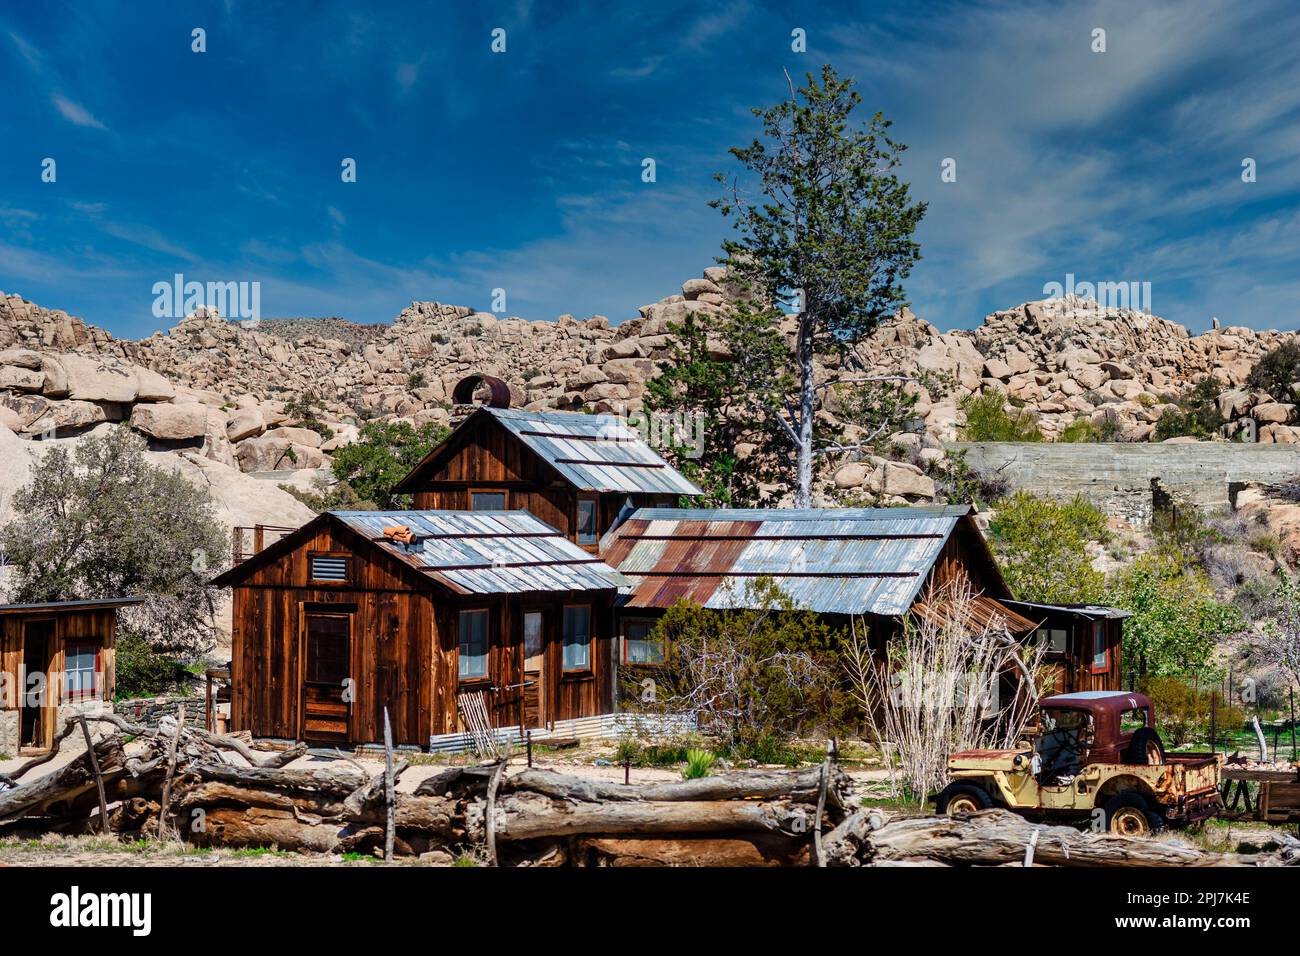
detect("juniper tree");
top-left (713, 65), bottom-right (926, 506)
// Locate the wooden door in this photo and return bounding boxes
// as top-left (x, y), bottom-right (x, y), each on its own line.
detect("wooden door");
top-left (20, 620), bottom-right (54, 751)
top-left (521, 610), bottom-right (546, 729)
top-left (300, 611), bottom-right (351, 746)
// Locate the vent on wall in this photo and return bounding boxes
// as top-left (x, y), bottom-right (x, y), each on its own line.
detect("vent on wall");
top-left (310, 555), bottom-right (349, 582)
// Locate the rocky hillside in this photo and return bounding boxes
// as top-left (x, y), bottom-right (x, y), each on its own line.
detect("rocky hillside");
top-left (2, 273), bottom-right (1297, 508)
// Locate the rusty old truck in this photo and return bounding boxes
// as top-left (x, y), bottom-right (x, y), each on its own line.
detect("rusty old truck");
top-left (937, 691), bottom-right (1224, 836)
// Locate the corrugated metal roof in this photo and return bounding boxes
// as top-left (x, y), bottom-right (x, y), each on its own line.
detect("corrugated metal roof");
top-left (604, 506), bottom-right (973, 615)
top-left (1002, 600), bottom-right (1133, 621)
top-left (331, 510), bottom-right (628, 595)
top-left (484, 408), bottom-right (703, 496)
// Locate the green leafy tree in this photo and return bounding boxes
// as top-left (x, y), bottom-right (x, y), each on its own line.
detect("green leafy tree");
top-left (987, 492), bottom-right (1108, 604)
top-left (713, 65), bottom-right (927, 506)
top-left (0, 427), bottom-right (228, 654)
top-left (1108, 549), bottom-right (1241, 681)
top-left (329, 420), bottom-right (449, 509)
top-left (645, 309), bottom-right (788, 507)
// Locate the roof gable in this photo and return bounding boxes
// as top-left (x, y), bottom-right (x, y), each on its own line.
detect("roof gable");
top-left (212, 510), bottom-right (627, 596)
top-left (393, 406), bottom-right (703, 496)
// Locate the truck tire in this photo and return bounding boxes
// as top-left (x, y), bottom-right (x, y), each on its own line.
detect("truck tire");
top-left (936, 782), bottom-right (993, 817)
top-left (1126, 727), bottom-right (1166, 765)
top-left (1103, 792), bottom-right (1165, 837)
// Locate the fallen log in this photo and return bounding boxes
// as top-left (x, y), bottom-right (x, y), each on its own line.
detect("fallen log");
top-left (863, 809), bottom-right (1280, 867)
top-left (499, 766), bottom-right (850, 808)
top-left (572, 834), bottom-right (812, 867)
top-left (480, 791), bottom-right (818, 842)
top-left (0, 735), bottom-right (129, 824)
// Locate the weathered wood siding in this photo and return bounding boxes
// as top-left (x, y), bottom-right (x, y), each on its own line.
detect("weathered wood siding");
top-left (228, 519), bottom-right (617, 747)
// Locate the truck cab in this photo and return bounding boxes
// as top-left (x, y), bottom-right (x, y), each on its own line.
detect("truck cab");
top-left (938, 691), bottom-right (1224, 836)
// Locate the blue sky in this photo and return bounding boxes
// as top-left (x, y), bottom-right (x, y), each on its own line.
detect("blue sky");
top-left (2, 0), bottom-right (1299, 338)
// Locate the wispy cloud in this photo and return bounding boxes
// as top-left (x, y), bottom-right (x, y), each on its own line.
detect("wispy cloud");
top-left (51, 93), bottom-right (107, 130)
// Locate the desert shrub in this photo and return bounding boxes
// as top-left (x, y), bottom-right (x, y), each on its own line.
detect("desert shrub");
top-left (114, 631), bottom-right (189, 699)
top-left (0, 427), bottom-right (227, 655)
top-left (929, 447), bottom-right (1011, 508)
top-left (621, 579), bottom-right (851, 755)
top-left (1153, 378), bottom-right (1223, 441)
top-left (1059, 409), bottom-right (1124, 443)
top-left (987, 492), bottom-right (1109, 604)
top-left (279, 477), bottom-right (377, 514)
top-left (1247, 339), bottom-right (1300, 399)
top-left (1140, 676), bottom-right (1244, 749)
top-left (283, 391), bottom-right (335, 441)
top-left (957, 390), bottom-right (1044, 442)
top-left (329, 420), bottom-right (449, 509)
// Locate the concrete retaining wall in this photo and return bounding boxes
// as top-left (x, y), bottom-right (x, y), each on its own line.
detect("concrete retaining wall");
top-left (951, 441), bottom-right (1300, 521)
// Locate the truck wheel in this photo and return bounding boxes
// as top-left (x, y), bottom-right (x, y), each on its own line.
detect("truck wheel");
top-left (936, 782), bottom-right (992, 817)
top-left (1104, 793), bottom-right (1165, 837)
top-left (1125, 727), bottom-right (1166, 765)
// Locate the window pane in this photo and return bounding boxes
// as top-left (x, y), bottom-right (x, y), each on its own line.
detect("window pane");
top-left (1091, 623), bottom-right (1108, 668)
top-left (459, 610), bottom-right (489, 679)
top-left (576, 499), bottom-right (597, 544)
top-left (471, 492), bottom-right (506, 511)
top-left (306, 615), bottom-right (349, 684)
top-left (523, 611), bottom-right (543, 660)
top-left (65, 643), bottom-right (97, 697)
top-left (563, 606), bottom-right (591, 670)
top-left (624, 620), bottom-right (663, 664)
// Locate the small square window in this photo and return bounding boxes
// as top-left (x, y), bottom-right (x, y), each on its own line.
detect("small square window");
top-left (309, 554), bottom-right (349, 583)
top-left (471, 491), bottom-right (507, 511)
top-left (459, 610), bottom-right (489, 680)
top-left (576, 498), bottom-right (597, 545)
top-left (1033, 627), bottom-right (1069, 654)
top-left (563, 605), bottom-right (591, 672)
top-left (622, 619), bottom-right (664, 665)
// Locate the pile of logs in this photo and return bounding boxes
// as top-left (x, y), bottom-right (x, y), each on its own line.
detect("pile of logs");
top-left (2, 716), bottom-right (1298, 866)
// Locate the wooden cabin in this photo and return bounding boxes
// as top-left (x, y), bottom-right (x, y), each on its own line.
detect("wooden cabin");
top-left (211, 510), bottom-right (628, 749)
top-left (1003, 601), bottom-right (1129, 695)
top-left (391, 404), bottom-right (702, 551)
top-left (0, 597), bottom-right (143, 755)
top-left (602, 506), bottom-right (1125, 697)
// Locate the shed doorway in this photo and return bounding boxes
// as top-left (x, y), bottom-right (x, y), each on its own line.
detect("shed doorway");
top-left (20, 619), bottom-right (55, 751)
top-left (521, 610), bottom-right (547, 730)
top-left (300, 610), bottom-right (352, 746)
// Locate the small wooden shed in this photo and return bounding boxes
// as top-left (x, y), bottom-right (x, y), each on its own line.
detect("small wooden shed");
top-left (392, 405), bottom-right (702, 550)
top-left (1002, 601), bottom-right (1129, 695)
top-left (0, 597), bottom-right (144, 755)
top-left (212, 510), bottom-right (629, 749)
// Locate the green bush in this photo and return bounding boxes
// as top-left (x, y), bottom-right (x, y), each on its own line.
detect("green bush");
top-left (1247, 339), bottom-right (1300, 399)
top-left (1153, 378), bottom-right (1223, 441)
top-left (114, 631), bottom-right (188, 699)
top-left (1139, 676), bottom-right (1245, 749)
top-left (987, 492), bottom-right (1109, 604)
top-left (958, 390), bottom-right (1044, 442)
top-left (1059, 410), bottom-right (1124, 443)
top-left (329, 420), bottom-right (449, 509)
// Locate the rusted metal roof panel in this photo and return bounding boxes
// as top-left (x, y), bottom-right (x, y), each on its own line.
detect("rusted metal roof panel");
top-left (332, 510), bottom-right (627, 595)
top-left (485, 408), bottom-right (703, 496)
top-left (609, 506), bottom-right (975, 615)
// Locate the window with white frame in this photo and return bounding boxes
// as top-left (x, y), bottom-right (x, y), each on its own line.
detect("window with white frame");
top-left (459, 609), bottom-right (489, 680)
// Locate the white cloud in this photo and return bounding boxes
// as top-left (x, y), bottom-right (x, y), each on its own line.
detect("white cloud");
top-left (51, 93), bottom-right (107, 130)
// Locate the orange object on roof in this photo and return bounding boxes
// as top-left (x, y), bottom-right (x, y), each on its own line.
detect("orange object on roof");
top-left (382, 524), bottom-right (414, 544)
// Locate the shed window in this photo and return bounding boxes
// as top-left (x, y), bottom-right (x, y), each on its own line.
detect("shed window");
top-left (1033, 628), bottom-right (1069, 654)
top-left (1090, 622), bottom-right (1109, 673)
top-left (622, 619), bottom-right (664, 665)
top-left (563, 605), bottom-right (592, 672)
top-left (576, 498), bottom-right (598, 545)
top-left (64, 641), bottom-right (99, 700)
top-left (309, 554), bottom-right (349, 583)
top-left (305, 614), bottom-right (350, 685)
top-left (459, 610), bottom-right (489, 680)
top-left (471, 491), bottom-right (507, 511)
